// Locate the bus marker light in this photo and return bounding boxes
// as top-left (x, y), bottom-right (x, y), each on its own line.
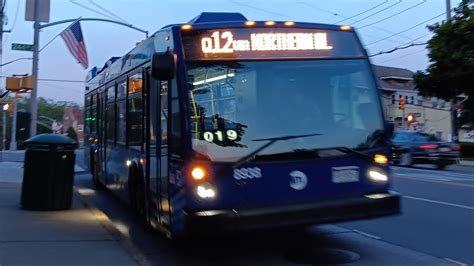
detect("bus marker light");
top-left (196, 185), bottom-right (215, 199)
top-left (367, 168), bottom-right (388, 183)
top-left (264, 21), bottom-right (276, 26)
top-left (284, 21), bottom-right (295, 26)
top-left (191, 167), bottom-right (206, 180)
top-left (340, 25), bottom-right (352, 31)
top-left (374, 154), bottom-right (388, 165)
top-left (245, 21), bottom-right (256, 26)
top-left (181, 24), bottom-right (192, 30)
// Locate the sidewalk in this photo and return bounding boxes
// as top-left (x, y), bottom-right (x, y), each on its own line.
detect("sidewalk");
top-left (0, 162), bottom-right (140, 266)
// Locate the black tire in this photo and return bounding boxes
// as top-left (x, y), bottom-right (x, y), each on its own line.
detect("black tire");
top-left (129, 167), bottom-right (148, 225)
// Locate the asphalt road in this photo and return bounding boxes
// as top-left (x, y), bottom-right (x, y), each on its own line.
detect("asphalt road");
top-left (341, 164), bottom-right (474, 265)
top-left (73, 150), bottom-right (472, 265)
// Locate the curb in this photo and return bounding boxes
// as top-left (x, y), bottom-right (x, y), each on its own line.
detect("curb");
top-left (73, 187), bottom-right (155, 266)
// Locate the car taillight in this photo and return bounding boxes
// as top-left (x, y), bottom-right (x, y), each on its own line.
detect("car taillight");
top-left (419, 144), bottom-right (439, 149)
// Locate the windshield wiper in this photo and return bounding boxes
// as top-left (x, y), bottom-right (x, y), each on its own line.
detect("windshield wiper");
top-left (232, 133), bottom-right (322, 169)
top-left (334, 146), bottom-right (373, 162)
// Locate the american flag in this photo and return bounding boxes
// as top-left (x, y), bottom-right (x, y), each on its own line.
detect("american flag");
top-left (60, 21), bottom-right (88, 69)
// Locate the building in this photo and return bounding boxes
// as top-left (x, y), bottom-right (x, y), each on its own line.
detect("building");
top-left (62, 105), bottom-right (84, 145)
top-left (373, 65), bottom-right (452, 141)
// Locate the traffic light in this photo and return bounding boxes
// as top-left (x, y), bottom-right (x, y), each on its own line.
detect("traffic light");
top-left (5, 76), bottom-right (34, 92)
top-left (399, 98), bottom-right (406, 110)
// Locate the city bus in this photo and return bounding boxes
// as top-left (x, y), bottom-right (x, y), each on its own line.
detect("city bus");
top-left (84, 12), bottom-right (400, 239)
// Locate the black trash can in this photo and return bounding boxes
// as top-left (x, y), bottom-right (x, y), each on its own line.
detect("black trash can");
top-left (21, 134), bottom-right (78, 210)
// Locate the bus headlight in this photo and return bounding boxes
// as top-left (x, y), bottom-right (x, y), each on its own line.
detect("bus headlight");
top-left (196, 184), bottom-right (216, 199)
top-left (367, 168), bottom-right (388, 183)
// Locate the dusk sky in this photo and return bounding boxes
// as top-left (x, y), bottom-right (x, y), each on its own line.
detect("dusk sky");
top-left (2, 0), bottom-right (460, 105)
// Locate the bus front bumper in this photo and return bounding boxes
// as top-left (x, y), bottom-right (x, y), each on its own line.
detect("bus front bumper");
top-left (185, 192), bottom-right (401, 233)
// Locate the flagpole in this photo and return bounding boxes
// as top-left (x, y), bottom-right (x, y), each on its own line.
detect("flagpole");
top-left (39, 17), bottom-right (82, 53)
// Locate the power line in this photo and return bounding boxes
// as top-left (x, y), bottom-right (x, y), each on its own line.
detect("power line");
top-left (69, 0), bottom-right (117, 20)
top-left (0, 76), bottom-right (84, 83)
top-left (295, 0), bottom-right (342, 18)
top-left (230, 0), bottom-right (298, 20)
top-left (38, 78), bottom-right (84, 83)
top-left (335, 0), bottom-right (388, 24)
top-left (88, 0), bottom-right (130, 24)
top-left (3, 0), bottom-right (20, 44)
top-left (366, 12), bottom-right (446, 46)
top-left (359, 0), bottom-right (427, 29)
top-left (378, 48), bottom-right (426, 64)
top-left (296, 0), bottom-right (412, 40)
top-left (349, 0), bottom-right (403, 25)
top-left (369, 42), bottom-right (427, 57)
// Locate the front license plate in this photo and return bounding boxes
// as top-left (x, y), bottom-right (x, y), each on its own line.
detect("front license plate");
top-left (332, 166), bottom-right (360, 183)
top-left (439, 147), bottom-right (450, 152)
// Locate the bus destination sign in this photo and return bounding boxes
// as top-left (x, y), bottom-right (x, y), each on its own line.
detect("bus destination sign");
top-left (183, 28), bottom-right (364, 60)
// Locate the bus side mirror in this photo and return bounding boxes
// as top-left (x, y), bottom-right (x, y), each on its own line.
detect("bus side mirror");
top-left (151, 51), bottom-right (176, 80)
top-left (385, 121), bottom-right (394, 139)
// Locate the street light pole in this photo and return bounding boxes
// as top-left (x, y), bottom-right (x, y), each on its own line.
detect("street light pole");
top-left (446, 0), bottom-right (458, 142)
top-left (29, 0), bottom-right (40, 137)
top-left (2, 104), bottom-right (7, 151)
top-left (10, 94), bottom-right (17, 150)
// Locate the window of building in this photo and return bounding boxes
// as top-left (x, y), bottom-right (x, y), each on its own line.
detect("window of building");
top-left (391, 94), bottom-right (395, 104)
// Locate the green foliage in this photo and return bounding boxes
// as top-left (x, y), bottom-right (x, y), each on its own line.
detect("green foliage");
top-left (66, 127), bottom-right (78, 143)
top-left (413, 0), bottom-right (474, 123)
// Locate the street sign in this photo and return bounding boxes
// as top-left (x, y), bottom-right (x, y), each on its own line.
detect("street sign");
top-left (12, 43), bottom-right (34, 52)
top-left (25, 0), bottom-right (50, 22)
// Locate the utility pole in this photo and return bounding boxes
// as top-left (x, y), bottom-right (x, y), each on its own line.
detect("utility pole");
top-left (29, 0), bottom-right (40, 137)
top-left (10, 93), bottom-right (16, 150)
top-left (446, 0), bottom-right (458, 142)
top-left (0, 0), bottom-right (4, 73)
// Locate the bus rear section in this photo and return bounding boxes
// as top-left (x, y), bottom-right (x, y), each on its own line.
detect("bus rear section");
top-left (166, 18), bottom-right (401, 234)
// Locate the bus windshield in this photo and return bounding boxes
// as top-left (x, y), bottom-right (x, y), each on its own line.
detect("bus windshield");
top-left (187, 59), bottom-right (384, 162)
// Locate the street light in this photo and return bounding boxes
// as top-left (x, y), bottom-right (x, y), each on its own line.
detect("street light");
top-left (2, 103), bottom-right (8, 111)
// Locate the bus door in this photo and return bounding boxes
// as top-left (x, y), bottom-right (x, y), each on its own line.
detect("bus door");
top-left (96, 91), bottom-right (106, 181)
top-left (157, 80), bottom-right (170, 227)
top-left (146, 74), bottom-right (171, 229)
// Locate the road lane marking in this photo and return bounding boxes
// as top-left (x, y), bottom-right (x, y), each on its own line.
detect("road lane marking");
top-left (444, 258), bottom-right (467, 266)
top-left (352, 229), bottom-right (382, 240)
top-left (392, 166), bottom-right (474, 180)
top-left (394, 175), bottom-right (474, 189)
top-left (404, 195), bottom-right (474, 211)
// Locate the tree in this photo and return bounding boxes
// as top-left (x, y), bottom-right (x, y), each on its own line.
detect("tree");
top-left (413, 0), bottom-right (474, 124)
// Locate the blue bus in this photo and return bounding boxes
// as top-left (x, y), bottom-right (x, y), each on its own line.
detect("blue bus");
top-left (84, 12), bottom-right (400, 239)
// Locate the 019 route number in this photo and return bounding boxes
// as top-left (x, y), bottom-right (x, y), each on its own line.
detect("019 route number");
top-left (203, 129), bottom-right (238, 143)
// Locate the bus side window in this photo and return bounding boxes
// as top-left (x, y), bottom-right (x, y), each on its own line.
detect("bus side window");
top-left (106, 85), bottom-right (116, 145)
top-left (128, 73), bottom-right (143, 149)
top-left (170, 80), bottom-right (182, 156)
top-left (160, 81), bottom-right (168, 145)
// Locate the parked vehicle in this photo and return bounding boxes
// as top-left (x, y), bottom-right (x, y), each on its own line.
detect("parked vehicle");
top-left (391, 131), bottom-right (460, 169)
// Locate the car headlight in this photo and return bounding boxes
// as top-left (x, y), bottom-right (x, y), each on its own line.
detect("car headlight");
top-left (367, 167), bottom-right (388, 183)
